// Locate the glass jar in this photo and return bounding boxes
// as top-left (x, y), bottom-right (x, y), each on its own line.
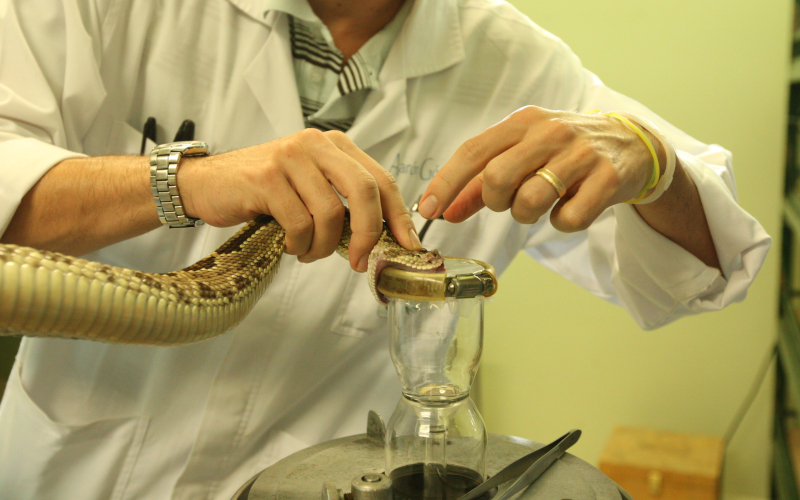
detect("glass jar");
top-left (384, 296), bottom-right (487, 500)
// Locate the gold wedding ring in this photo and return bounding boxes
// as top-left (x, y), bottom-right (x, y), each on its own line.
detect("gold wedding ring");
top-left (535, 168), bottom-right (567, 198)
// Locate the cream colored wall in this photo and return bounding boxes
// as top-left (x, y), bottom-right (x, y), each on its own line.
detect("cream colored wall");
top-left (476, 1), bottom-right (792, 498)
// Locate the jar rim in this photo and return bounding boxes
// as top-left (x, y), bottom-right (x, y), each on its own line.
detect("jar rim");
top-left (377, 257), bottom-right (497, 301)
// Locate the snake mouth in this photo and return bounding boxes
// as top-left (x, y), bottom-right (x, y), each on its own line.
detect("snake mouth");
top-left (372, 249), bottom-right (446, 305)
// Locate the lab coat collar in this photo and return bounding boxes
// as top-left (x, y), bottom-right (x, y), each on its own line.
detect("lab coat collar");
top-left (386, 0), bottom-right (465, 81)
top-left (346, 78), bottom-right (410, 151)
top-left (243, 13), bottom-right (306, 138)
top-left (345, 0), bottom-right (464, 149)
top-left (236, 0), bottom-right (464, 149)
top-left (228, 0), bottom-right (465, 81)
top-left (224, 0), bottom-right (313, 26)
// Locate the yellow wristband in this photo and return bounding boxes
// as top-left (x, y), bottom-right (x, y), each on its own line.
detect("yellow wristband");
top-left (586, 110), bottom-right (661, 204)
top-left (604, 112), bottom-right (660, 204)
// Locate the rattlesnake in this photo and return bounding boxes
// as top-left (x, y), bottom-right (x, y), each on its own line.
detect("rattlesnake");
top-left (0, 211), bottom-right (443, 345)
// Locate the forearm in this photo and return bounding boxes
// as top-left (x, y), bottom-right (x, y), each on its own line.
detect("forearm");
top-left (633, 157), bottom-right (721, 271)
top-left (0, 156), bottom-right (160, 256)
top-left (0, 131), bottom-right (422, 269)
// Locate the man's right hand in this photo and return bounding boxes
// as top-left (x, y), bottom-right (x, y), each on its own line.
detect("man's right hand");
top-left (1, 129), bottom-right (420, 270)
top-left (179, 129), bottom-right (421, 272)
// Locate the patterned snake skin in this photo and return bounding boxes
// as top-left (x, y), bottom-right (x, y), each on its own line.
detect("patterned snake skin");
top-left (0, 211), bottom-right (443, 345)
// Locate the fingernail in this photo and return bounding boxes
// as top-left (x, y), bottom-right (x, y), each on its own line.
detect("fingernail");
top-left (409, 228), bottom-right (422, 250)
top-left (419, 195), bottom-right (439, 219)
top-left (358, 254), bottom-right (369, 273)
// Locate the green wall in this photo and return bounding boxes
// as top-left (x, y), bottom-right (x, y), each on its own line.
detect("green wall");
top-left (477, 1), bottom-right (792, 498)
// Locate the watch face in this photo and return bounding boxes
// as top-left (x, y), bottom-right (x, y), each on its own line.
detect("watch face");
top-left (154, 141), bottom-right (208, 156)
top-left (181, 145), bottom-right (208, 156)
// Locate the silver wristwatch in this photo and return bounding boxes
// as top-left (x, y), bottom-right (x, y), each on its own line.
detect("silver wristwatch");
top-left (149, 141), bottom-right (208, 228)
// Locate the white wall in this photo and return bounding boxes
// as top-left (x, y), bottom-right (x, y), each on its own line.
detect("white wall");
top-left (476, 1), bottom-right (792, 498)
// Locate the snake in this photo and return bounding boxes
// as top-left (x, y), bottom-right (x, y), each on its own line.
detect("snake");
top-left (0, 210), bottom-right (444, 345)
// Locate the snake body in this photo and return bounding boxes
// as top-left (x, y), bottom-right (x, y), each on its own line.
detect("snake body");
top-left (0, 211), bottom-right (443, 345)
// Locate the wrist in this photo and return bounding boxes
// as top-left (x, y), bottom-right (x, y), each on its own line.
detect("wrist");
top-left (615, 112), bottom-right (676, 205)
top-left (638, 128), bottom-right (666, 198)
top-left (637, 156), bottom-right (687, 210)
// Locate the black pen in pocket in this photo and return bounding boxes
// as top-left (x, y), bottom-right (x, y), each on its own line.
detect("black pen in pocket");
top-left (140, 117), bottom-right (157, 155)
top-left (173, 119), bottom-right (195, 141)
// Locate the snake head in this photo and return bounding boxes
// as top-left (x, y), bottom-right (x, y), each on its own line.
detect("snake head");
top-left (368, 231), bottom-right (445, 305)
top-left (336, 209), bottom-right (445, 304)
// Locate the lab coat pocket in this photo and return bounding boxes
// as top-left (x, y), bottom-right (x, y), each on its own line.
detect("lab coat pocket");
top-left (0, 365), bottom-right (149, 500)
top-left (330, 270), bottom-right (388, 338)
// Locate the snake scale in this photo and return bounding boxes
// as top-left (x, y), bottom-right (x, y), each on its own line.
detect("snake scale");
top-left (0, 211), bottom-right (444, 345)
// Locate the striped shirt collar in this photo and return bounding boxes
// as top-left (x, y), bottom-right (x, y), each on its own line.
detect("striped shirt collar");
top-left (227, 0), bottom-right (465, 83)
top-left (262, 0), bottom-right (412, 94)
top-left (289, 17), bottom-right (380, 96)
top-left (259, 1), bottom-right (413, 132)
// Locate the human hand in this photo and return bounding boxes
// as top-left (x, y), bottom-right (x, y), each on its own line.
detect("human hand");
top-left (179, 129), bottom-right (421, 272)
top-left (417, 106), bottom-right (664, 231)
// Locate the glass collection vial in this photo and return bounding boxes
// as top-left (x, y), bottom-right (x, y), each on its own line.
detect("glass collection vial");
top-left (378, 258), bottom-right (496, 500)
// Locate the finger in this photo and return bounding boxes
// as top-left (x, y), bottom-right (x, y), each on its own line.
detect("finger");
top-left (418, 110), bottom-right (531, 220)
top-left (549, 168), bottom-right (618, 232)
top-left (259, 134), bottom-right (347, 261)
top-left (300, 130), bottom-right (384, 271)
top-left (509, 172), bottom-right (561, 225)
top-left (480, 141), bottom-right (563, 213)
top-left (442, 173), bottom-right (485, 223)
top-left (507, 139), bottom-right (601, 225)
top-left (283, 163), bottom-right (346, 262)
top-left (263, 172), bottom-right (315, 257)
top-left (325, 131), bottom-right (421, 251)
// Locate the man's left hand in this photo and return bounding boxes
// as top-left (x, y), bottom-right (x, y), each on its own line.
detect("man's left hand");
top-left (417, 105), bottom-right (662, 231)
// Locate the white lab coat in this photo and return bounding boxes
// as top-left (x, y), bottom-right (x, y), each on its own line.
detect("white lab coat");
top-left (0, 0), bottom-right (770, 498)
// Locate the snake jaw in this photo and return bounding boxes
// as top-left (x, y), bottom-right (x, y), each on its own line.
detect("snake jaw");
top-left (367, 231), bottom-right (445, 305)
top-left (335, 213), bottom-right (445, 304)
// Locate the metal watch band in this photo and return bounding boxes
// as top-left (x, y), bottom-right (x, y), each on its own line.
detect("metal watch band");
top-left (150, 141), bottom-right (208, 228)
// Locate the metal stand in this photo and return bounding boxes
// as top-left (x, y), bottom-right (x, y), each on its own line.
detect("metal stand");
top-left (233, 413), bottom-right (624, 500)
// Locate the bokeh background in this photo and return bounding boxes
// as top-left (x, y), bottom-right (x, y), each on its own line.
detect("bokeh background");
top-left (477, 1), bottom-right (792, 499)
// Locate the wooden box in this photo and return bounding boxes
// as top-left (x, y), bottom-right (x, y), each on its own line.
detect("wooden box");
top-left (598, 426), bottom-right (725, 500)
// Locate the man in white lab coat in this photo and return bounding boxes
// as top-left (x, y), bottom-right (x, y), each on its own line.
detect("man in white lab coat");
top-left (0, 0), bottom-right (770, 498)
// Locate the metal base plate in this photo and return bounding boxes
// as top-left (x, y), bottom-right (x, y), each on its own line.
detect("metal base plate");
top-left (235, 433), bottom-right (622, 500)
